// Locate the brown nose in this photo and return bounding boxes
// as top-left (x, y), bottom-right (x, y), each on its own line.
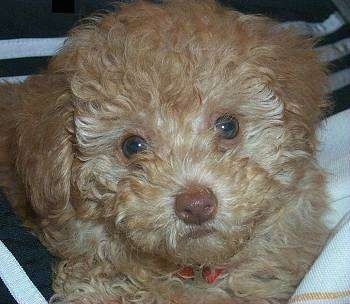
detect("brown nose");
top-left (174, 186), bottom-right (218, 225)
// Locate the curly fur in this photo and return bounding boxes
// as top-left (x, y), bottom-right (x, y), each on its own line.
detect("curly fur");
top-left (0, 1), bottom-right (329, 303)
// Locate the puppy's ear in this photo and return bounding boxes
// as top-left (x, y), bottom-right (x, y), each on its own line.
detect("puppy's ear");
top-left (14, 75), bottom-right (74, 222)
top-left (260, 24), bottom-right (330, 152)
top-left (274, 26), bottom-right (330, 122)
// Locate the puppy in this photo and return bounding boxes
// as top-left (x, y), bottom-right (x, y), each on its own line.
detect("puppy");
top-left (0, 1), bottom-right (329, 303)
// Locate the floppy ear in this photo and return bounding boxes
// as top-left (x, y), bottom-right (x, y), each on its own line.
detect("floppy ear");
top-left (262, 25), bottom-right (330, 153)
top-left (13, 75), bottom-right (75, 223)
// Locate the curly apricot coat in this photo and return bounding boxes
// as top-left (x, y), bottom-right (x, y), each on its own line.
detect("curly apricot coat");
top-left (0, 1), bottom-right (329, 303)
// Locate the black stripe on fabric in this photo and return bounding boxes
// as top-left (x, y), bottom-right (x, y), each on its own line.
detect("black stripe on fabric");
top-left (0, 1), bottom-right (339, 40)
top-left (328, 53), bottom-right (350, 73)
top-left (0, 57), bottom-right (51, 77)
top-left (0, 0), bottom-right (77, 39)
top-left (219, 0), bottom-right (336, 22)
top-left (0, 0), bottom-right (116, 39)
top-left (316, 24), bottom-right (350, 47)
top-left (331, 84), bottom-right (350, 114)
top-left (0, 191), bottom-right (54, 303)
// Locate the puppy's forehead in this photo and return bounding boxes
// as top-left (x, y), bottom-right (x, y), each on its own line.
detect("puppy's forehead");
top-left (118, 92), bottom-right (206, 138)
top-left (68, 0), bottom-right (279, 105)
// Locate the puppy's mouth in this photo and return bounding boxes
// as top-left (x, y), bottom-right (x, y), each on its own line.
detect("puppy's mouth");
top-left (183, 226), bottom-right (215, 239)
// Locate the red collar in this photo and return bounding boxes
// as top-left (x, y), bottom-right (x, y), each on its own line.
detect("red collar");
top-left (175, 265), bottom-right (225, 284)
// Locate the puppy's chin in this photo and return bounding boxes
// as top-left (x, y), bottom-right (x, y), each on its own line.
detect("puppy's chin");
top-left (172, 230), bottom-right (237, 265)
top-left (120, 226), bottom-right (234, 265)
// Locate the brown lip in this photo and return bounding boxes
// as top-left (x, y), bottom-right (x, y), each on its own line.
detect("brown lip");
top-left (184, 227), bottom-right (214, 239)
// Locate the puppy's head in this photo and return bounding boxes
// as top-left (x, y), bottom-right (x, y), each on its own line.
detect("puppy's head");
top-left (44, 0), bottom-right (328, 264)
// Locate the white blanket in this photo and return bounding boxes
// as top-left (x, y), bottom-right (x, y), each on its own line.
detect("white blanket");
top-left (289, 109), bottom-right (350, 304)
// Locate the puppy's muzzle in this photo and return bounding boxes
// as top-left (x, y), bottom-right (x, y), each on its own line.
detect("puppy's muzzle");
top-left (174, 186), bottom-right (218, 225)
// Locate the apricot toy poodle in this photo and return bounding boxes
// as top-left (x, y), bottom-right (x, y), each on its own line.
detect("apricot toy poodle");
top-left (0, 1), bottom-right (329, 303)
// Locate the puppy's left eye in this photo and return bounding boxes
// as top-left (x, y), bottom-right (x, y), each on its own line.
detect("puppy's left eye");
top-left (215, 115), bottom-right (239, 139)
top-left (122, 135), bottom-right (148, 158)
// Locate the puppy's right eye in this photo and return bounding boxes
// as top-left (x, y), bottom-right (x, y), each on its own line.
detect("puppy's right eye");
top-left (214, 114), bottom-right (239, 139)
top-left (122, 135), bottom-right (148, 158)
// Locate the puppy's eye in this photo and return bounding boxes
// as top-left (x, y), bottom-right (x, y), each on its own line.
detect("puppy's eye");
top-left (215, 115), bottom-right (239, 139)
top-left (122, 135), bottom-right (148, 158)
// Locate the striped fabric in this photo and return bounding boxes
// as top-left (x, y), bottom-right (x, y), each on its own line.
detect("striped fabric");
top-left (0, 241), bottom-right (48, 304)
top-left (289, 109), bottom-right (350, 304)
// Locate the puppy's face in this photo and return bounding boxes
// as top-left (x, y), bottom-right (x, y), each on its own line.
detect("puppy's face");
top-left (56, 1), bottom-right (326, 264)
